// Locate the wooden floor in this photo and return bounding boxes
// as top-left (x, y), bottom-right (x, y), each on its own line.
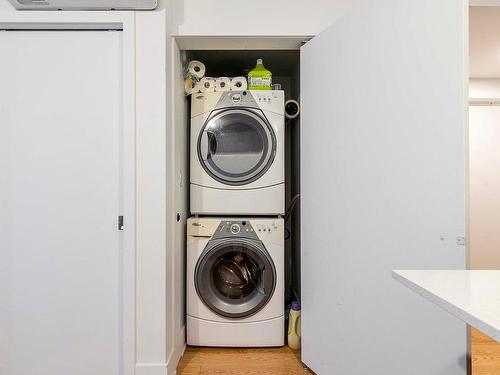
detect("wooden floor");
top-left (177, 329), bottom-right (500, 375)
top-left (472, 328), bottom-right (500, 375)
top-left (177, 346), bottom-right (310, 375)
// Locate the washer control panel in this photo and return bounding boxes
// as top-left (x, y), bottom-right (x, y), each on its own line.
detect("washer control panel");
top-left (212, 220), bottom-right (279, 240)
top-left (230, 223), bottom-right (241, 234)
top-left (213, 220), bottom-right (257, 240)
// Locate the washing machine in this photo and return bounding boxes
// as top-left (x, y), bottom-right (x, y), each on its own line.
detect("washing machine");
top-left (186, 217), bottom-right (284, 347)
top-left (190, 90), bottom-right (285, 215)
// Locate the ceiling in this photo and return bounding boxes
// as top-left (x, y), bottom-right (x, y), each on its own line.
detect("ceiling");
top-left (470, 6), bottom-right (500, 78)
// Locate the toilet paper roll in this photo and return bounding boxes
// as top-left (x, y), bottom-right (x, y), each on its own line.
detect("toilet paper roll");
top-left (184, 77), bottom-right (200, 95)
top-left (199, 77), bottom-right (216, 93)
top-left (187, 60), bottom-right (206, 79)
top-left (215, 77), bottom-right (231, 92)
top-left (230, 76), bottom-right (248, 91)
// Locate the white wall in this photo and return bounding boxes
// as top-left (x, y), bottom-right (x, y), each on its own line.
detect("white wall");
top-left (165, 1), bottom-right (189, 373)
top-left (135, 5), bottom-right (169, 375)
top-left (469, 79), bottom-right (500, 269)
top-left (470, 78), bottom-right (500, 98)
top-left (0, 1), bottom-right (11, 10)
top-left (170, 0), bottom-right (359, 36)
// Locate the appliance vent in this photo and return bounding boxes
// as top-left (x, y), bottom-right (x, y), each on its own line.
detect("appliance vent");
top-left (18, 0), bottom-right (49, 4)
top-left (9, 0), bottom-right (157, 10)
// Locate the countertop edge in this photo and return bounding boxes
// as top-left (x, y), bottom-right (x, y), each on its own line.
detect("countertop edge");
top-left (392, 270), bottom-right (500, 343)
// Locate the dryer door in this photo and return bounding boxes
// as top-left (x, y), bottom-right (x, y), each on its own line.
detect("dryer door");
top-left (195, 238), bottom-right (276, 318)
top-left (198, 108), bottom-right (276, 186)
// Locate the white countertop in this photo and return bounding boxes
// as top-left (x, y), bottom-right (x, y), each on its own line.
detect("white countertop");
top-left (393, 270), bottom-right (500, 343)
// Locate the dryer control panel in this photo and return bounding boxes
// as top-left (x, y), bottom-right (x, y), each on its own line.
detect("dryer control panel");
top-left (213, 90), bottom-right (285, 115)
top-left (253, 92), bottom-right (279, 104)
top-left (216, 91), bottom-right (259, 108)
top-left (254, 222), bottom-right (279, 234)
top-left (251, 91), bottom-right (284, 114)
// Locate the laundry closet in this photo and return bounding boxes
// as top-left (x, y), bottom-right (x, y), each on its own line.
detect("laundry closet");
top-left (178, 48), bottom-right (302, 347)
top-left (170, 0), bottom-right (468, 368)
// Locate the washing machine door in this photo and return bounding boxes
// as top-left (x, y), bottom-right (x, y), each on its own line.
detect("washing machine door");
top-left (198, 108), bottom-right (276, 186)
top-left (195, 238), bottom-right (276, 318)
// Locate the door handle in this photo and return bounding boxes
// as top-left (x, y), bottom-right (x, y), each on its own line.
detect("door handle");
top-left (200, 131), bottom-right (209, 161)
top-left (260, 266), bottom-right (268, 295)
top-left (208, 132), bottom-right (217, 155)
top-left (201, 131), bottom-right (217, 161)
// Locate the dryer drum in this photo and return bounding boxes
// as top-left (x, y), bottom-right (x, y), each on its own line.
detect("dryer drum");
top-left (198, 108), bottom-right (276, 186)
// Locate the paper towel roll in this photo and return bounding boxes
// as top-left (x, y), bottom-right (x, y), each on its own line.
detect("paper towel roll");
top-left (187, 60), bottom-right (206, 79)
top-left (230, 76), bottom-right (248, 91)
top-left (215, 77), bottom-right (231, 92)
top-left (200, 77), bottom-right (216, 93)
top-left (184, 77), bottom-right (200, 95)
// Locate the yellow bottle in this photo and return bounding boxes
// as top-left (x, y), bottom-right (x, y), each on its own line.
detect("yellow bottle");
top-left (288, 301), bottom-right (301, 350)
top-left (248, 59), bottom-right (272, 90)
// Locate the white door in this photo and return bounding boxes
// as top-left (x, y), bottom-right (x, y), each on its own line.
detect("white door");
top-left (0, 31), bottom-right (125, 375)
top-left (300, 0), bottom-right (467, 374)
top-left (469, 105), bottom-right (500, 269)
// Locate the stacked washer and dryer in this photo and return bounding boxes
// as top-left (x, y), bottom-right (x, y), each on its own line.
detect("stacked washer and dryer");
top-left (187, 89), bottom-right (286, 347)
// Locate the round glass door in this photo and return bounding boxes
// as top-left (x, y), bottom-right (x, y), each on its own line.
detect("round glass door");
top-left (195, 239), bottom-right (276, 318)
top-left (198, 109), bottom-right (276, 185)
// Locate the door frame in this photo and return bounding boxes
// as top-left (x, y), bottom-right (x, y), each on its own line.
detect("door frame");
top-left (0, 12), bottom-right (136, 375)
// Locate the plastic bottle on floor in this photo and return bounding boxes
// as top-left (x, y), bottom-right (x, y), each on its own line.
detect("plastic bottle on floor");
top-left (288, 301), bottom-right (301, 350)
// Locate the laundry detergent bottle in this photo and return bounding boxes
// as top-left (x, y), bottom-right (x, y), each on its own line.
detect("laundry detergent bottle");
top-left (248, 59), bottom-right (272, 90)
top-left (288, 301), bottom-right (301, 350)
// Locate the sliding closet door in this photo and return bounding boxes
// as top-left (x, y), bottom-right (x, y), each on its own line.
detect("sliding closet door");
top-left (300, 0), bottom-right (467, 374)
top-left (0, 31), bottom-right (124, 375)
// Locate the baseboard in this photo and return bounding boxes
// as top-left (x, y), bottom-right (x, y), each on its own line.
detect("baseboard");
top-left (135, 326), bottom-right (185, 375)
top-left (166, 325), bottom-right (186, 375)
top-left (135, 363), bottom-right (168, 375)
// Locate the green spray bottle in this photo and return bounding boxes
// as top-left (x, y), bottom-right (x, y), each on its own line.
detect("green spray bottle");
top-left (248, 59), bottom-right (272, 90)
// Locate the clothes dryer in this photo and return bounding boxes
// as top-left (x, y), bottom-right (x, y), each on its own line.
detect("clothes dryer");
top-left (190, 91), bottom-right (285, 215)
